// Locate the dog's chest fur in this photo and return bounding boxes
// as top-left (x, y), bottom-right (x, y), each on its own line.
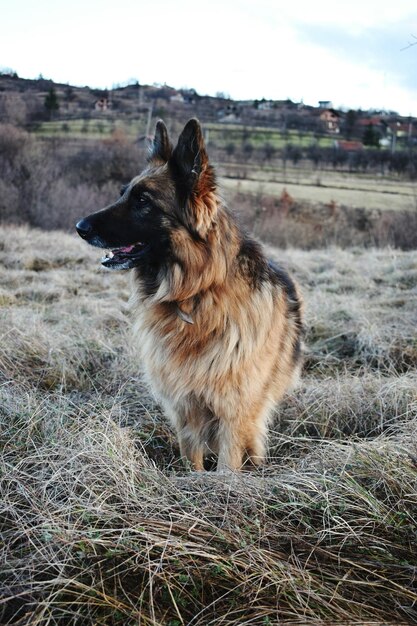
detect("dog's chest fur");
top-left (129, 269), bottom-right (299, 425)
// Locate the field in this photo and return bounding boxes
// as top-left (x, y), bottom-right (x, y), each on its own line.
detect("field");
top-left (3, 119), bottom-right (417, 254)
top-left (29, 117), bottom-right (417, 214)
top-left (1, 225), bottom-right (417, 625)
top-left (220, 167), bottom-right (417, 213)
top-left (33, 119), bottom-right (335, 149)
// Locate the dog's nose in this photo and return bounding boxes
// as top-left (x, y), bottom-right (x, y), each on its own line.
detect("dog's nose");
top-left (76, 219), bottom-right (93, 239)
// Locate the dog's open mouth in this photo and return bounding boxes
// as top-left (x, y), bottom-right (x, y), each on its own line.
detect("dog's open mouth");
top-left (101, 242), bottom-right (149, 269)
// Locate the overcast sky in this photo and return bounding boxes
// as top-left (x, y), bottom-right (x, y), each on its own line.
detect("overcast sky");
top-left (1, 0), bottom-right (417, 115)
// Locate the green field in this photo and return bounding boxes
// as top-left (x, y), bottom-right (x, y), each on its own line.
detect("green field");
top-left (34, 117), bottom-right (334, 148)
top-left (31, 118), bottom-right (416, 216)
top-left (34, 117), bottom-right (149, 139)
top-left (204, 123), bottom-right (335, 149)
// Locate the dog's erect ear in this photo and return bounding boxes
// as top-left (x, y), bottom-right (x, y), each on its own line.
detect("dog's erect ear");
top-left (171, 119), bottom-right (209, 190)
top-left (170, 119), bottom-right (217, 238)
top-left (149, 120), bottom-right (172, 163)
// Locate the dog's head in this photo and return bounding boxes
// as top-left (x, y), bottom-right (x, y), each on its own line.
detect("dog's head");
top-left (76, 118), bottom-right (217, 271)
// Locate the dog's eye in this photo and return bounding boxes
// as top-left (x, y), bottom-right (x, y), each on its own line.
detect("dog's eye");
top-left (133, 196), bottom-right (151, 213)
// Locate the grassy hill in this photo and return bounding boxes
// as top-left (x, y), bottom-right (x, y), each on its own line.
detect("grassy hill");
top-left (1, 225), bottom-right (417, 624)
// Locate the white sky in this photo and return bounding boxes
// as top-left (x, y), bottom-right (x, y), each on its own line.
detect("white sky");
top-left (1, 0), bottom-right (417, 114)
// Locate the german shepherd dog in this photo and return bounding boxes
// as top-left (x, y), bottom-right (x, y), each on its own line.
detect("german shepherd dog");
top-left (76, 119), bottom-right (303, 471)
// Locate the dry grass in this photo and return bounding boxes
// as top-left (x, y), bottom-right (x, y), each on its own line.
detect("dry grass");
top-left (226, 189), bottom-right (417, 249)
top-left (220, 174), bottom-right (417, 213)
top-left (1, 225), bottom-right (417, 625)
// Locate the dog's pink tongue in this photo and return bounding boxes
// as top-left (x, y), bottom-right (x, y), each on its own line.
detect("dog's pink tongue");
top-left (119, 245), bottom-right (135, 253)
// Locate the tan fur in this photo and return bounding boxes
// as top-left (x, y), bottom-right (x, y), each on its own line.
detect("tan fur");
top-left (130, 193), bottom-right (302, 472)
top-left (78, 119), bottom-right (303, 472)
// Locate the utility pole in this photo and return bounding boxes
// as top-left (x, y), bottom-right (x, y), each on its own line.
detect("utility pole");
top-left (146, 101), bottom-right (154, 138)
top-left (391, 125), bottom-right (397, 153)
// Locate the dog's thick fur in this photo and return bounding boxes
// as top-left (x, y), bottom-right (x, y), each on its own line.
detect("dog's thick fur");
top-left (76, 119), bottom-right (303, 471)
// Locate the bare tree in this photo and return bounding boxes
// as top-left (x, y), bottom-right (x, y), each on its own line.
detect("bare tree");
top-left (401, 34), bottom-right (417, 51)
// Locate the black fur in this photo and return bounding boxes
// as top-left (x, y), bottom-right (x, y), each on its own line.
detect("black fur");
top-left (268, 259), bottom-right (304, 359)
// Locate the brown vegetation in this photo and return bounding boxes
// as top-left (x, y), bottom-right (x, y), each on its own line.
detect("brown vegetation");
top-left (233, 187), bottom-right (417, 249)
top-left (1, 226), bottom-right (416, 624)
top-left (1, 121), bottom-right (417, 250)
top-left (0, 123), bottom-right (146, 230)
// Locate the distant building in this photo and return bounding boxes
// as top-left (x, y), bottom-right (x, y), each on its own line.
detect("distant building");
top-left (95, 97), bottom-right (111, 111)
top-left (387, 120), bottom-right (416, 139)
top-left (257, 100), bottom-right (274, 110)
top-left (320, 109), bottom-right (341, 133)
top-left (170, 93), bottom-right (185, 103)
top-left (334, 140), bottom-right (364, 151)
top-left (180, 88), bottom-right (198, 104)
top-left (358, 116), bottom-right (384, 127)
top-left (218, 113), bottom-right (239, 123)
top-left (318, 100), bottom-right (332, 109)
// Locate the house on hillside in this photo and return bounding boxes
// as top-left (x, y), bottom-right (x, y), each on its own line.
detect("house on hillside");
top-left (334, 140), bottom-right (364, 151)
top-left (320, 109), bottom-right (341, 133)
top-left (387, 120), bottom-right (416, 139)
top-left (357, 116), bottom-right (387, 137)
top-left (218, 112), bottom-right (239, 123)
top-left (94, 97), bottom-right (111, 111)
top-left (170, 92), bottom-right (185, 103)
top-left (180, 88), bottom-right (198, 104)
top-left (257, 100), bottom-right (274, 110)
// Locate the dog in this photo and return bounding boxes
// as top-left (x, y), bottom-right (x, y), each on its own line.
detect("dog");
top-left (76, 119), bottom-right (303, 471)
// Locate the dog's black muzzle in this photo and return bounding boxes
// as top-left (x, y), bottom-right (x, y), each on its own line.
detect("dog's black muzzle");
top-left (76, 218), bottom-right (94, 240)
top-left (75, 213), bottom-right (151, 270)
top-left (75, 216), bottom-right (110, 249)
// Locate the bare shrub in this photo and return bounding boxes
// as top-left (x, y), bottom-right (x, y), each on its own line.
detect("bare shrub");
top-left (373, 209), bottom-right (417, 250)
top-left (29, 179), bottom-right (119, 230)
top-left (0, 124), bottom-right (39, 224)
top-left (0, 93), bottom-right (28, 125)
top-left (231, 189), bottom-right (417, 249)
top-left (0, 126), bottom-right (147, 230)
top-left (0, 179), bottom-right (20, 223)
top-left (68, 143), bottom-right (116, 186)
top-left (67, 129), bottom-right (144, 186)
top-left (0, 123), bottom-right (31, 163)
top-left (102, 127), bottom-right (145, 181)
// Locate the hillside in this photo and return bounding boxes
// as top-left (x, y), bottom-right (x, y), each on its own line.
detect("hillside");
top-left (1, 118), bottom-right (417, 250)
top-left (1, 71), bottom-right (416, 144)
top-left (1, 226), bottom-right (417, 624)
top-left (2, 73), bottom-right (417, 253)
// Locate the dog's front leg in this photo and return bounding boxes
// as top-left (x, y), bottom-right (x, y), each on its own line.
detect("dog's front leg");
top-left (178, 431), bottom-right (204, 471)
top-left (216, 407), bottom-right (269, 471)
top-left (216, 420), bottom-right (245, 472)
